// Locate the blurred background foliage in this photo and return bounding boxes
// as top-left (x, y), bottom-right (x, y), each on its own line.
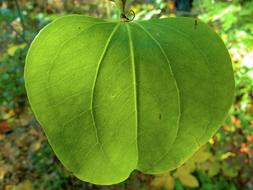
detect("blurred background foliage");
top-left (0, 0), bottom-right (253, 189)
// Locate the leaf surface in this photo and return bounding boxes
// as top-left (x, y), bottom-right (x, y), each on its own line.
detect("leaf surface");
top-left (24, 15), bottom-right (234, 185)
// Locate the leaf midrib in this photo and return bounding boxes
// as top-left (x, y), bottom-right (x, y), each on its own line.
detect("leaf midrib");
top-left (126, 24), bottom-right (139, 168)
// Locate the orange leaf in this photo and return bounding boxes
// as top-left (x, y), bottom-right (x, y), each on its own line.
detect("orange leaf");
top-left (0, 120), bottom-right (9, 134)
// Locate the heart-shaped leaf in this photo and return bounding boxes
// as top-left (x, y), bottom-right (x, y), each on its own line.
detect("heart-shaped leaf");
top-left (24, 15), bottom-right (234, 185)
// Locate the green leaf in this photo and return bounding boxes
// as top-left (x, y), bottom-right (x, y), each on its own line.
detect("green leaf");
top-left (173, 165), bottom-right (199, 188)
top-left (7, 43), bottom-right (26, 56)
top-left (177, 173), bottom-right (199, 188)
top-left (24, 15), bottom-right (235, 185)
top-left (188, 146), bottom-right (212, 164)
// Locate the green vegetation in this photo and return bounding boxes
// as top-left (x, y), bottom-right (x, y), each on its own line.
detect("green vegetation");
top-left (0, 0), bottom-right (252, 189)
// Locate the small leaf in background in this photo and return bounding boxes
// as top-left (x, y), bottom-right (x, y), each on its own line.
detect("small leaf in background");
top-left (222, 162), bottom-right (238, 178)
top-left (173, 165), bottom-right (199, 188)
top-left (208, 161), bottom-right (221, 177)
top-left (0, 163), bottom-right (13, 180)
top-left (151, 172), bottom-right (175, 190)
top-left (16, 180), bottom-right (33, 190)
top-left (231, 116), bottom-right (241, 128)
top-left (30, 139), bottom-right (42, 151)
top-left (174, 166), bottom-right (191, 177)
top-left (220, 152), bottom-right (235, 160)
top-left (181, 161), bottom-right (195, 173)
top-left (171, 147), bottom-right (213, 188)
top-left (4, 185), bottom-right (13, 190)
top-left (7, 43), bottom-right (26, 56)
top-left (189, 147), bottom-right (212, 164)
top-left (246, 135), bottom-right (253, 144)
top-left (3, 109), bottom-right (15, 120)
top-left (240, 143), bottom-right (248, 154)
top-left (0, 120), bottom-right (9, 134)
top-left (176, 173), bottom-right (199, 188)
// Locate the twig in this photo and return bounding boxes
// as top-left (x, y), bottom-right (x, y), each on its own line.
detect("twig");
top-left (14, 0), bottom-right (26, 40)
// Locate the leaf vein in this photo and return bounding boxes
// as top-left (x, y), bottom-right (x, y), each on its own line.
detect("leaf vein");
top-left (90, 23), bottom-right (120, 170)
top-left (161, 23), bottom-right (214, 145)
top-left (133, 22), bottom-right (181, 165)
top-left (46, 21), bottom-right (110, 83)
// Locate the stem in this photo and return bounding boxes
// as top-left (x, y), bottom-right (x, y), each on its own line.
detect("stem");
top-left (119, 0), bottom-right (127, 21)
top-left (119, 0), bottom-right (134, 22)
top-left (14, 0), bottom-right (26, 40)
top-left (120, 0), bottom-right (127, 13)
